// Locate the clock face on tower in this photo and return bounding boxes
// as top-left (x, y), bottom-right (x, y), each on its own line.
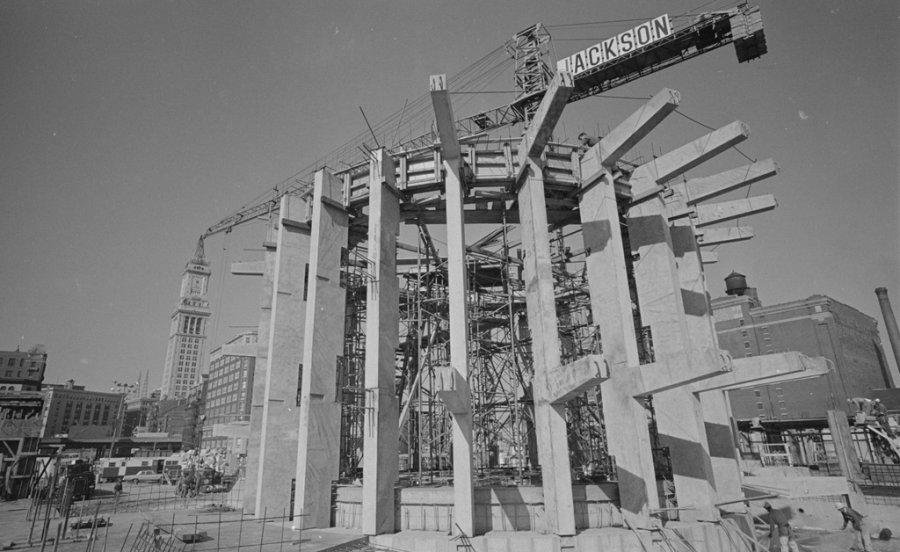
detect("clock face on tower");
top-left (190, 277), bottom-right (202, 295)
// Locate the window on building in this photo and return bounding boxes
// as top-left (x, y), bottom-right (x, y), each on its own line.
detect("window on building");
top-left (6, 358), bottom-right (14, 366)
top-left (744, 342), bottom-right (751, 349)
top-left (756, 402), bottom-right (764, 410)
top-left (741, 330), bottom-right (748, 337)
top-left (754, 390), bottom-right (761, 397)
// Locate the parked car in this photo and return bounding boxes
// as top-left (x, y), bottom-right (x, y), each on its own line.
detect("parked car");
top-left (128, 470), bottom-right (165, 484)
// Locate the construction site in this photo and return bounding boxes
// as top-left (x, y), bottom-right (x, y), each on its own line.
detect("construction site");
top-left (3, 2), bottom-right (900, 552)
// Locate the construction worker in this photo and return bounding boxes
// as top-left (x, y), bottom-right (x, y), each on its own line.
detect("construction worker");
top-left (872, 398), bottom-right (894, 437)
top-left (835, 502), bottom-right (871, 551)
top-left (762, 502), bottom-right (799, 552)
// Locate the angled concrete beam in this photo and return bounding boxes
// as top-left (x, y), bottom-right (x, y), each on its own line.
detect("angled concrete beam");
top-left (596, 88), bottom-right (680, 166)
top-left (694, 195), bottom-right (777, 226)
top-left (628, 121), bottom-right (751, 195)
top-left (698, 353), bottom-right (830, 392)
top-left (435, 365), bottom-right (472, 415)
top-left (514, 71), bottom-right (575, 185)
top-left (429, 74), bottom-right (461, 161)
top-left (685, 158), bottom-right (778, 204)
top-left (294, 169), bottom-right (349, 529)
top-left (230, 260), bottom-right (265, 276)
top-left (696, 226), bottom-right (754, 247)
top-left (635, 348), bottom-right (733, 396)
top-left (538, 354), bottom-right (609, 405)
top-left (430, 75), bottom-right (475, 536)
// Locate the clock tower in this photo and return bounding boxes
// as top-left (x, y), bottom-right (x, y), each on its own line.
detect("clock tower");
top-left (161, 238), bottom-right (212, 399)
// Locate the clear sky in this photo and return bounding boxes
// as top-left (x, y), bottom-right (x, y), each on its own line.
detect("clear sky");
top-left (1, 1), bottom-right (898, 392)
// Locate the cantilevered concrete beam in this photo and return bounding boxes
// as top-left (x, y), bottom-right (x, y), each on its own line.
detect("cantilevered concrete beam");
top-left (696, 353), bottom-right (830, 392)
top-left (294, 169), bottom-right (350, 529)
top-left (429, 75), bottom-right (475, 537)
top-left (635, 349), bottom-right (732, 396)
top-left (700, 251), bottom-right (718, 264)
top-left (362, 150), bottom-right (401, 536)
top-left (230, 260), bottom-right (265, 276)
top-left (595, 88), bottom-right (680, 167)
top-left (694, 195), bottom-right (776, 226)
top-left (684, 158), bottom-right (778, 204)
top-left (514, 71), bottom-right (574, 186)
top-left (628, 121), bottom-right (751, 195)
top-left (539, 355), bottom-right (609, 405)
top-left (256, 196), bottom-right (310, 517)
top-left (696, 226), bottom-right (754, 247)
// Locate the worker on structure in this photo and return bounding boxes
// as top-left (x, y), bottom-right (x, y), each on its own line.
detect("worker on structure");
top-left (577, 132), bottom-right (598, 156)
top-left (835, 502), bottom-right (871, 551)
top-left (872, 398), bottom-right (894, 437)
top-left (762, 502), bottom-right (799, 552)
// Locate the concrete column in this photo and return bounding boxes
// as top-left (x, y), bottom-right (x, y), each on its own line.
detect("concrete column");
top-left (670, 221), bottom-right (744, 504)
top-left (518, 156), bottom-right (576, 536)
top-left (628, 194), bottom-right (717, 522)
top-left (361, 149), bottom-right (400, 535)
top-left (626, 123), bottom-right (750, 521)
top-left (294, 169), bottom-right (350, 528)
top-left (256, 196), bottom-right (311, 516)
top-left (430, 75), bottom-right (475, 536)
top-left (577, 158), bottom-right (658, 524)
top-left (235, 222), bottom-right (276, 514)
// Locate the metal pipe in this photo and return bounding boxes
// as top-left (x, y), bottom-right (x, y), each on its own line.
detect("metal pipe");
top-left (876, 287), bottom-right (900, 387)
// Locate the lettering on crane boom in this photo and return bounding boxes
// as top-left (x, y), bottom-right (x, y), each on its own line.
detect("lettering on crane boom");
top-left (556, 14), bottom-right (673, 77)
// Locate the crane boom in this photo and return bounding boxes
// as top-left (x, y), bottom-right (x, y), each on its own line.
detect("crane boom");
top-left (201, 3), bottom-right (765, 240)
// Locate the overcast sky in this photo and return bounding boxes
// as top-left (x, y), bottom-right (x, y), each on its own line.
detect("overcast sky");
top-left (1, 0), bottom-right (898, 392)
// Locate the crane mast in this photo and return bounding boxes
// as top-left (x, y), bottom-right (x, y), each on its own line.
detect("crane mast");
top-left (200, 2), bottom-right (765, 241)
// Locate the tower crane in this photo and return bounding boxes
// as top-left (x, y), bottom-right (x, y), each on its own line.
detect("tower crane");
top-left (198, 2), bottom-right (766, 243)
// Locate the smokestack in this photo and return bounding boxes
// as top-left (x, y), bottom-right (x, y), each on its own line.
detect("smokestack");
top-left (875, 287), bottom-right (900, 388)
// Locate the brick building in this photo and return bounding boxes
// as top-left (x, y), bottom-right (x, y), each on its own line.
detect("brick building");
top-left (712, 272), bottom-right (894, 422)
top-left (0, 345), bottom-right (47, 392)
top-left (200, 332), bottom-right (256, 450)
top-left (40, 380), bottom-right (125, 439)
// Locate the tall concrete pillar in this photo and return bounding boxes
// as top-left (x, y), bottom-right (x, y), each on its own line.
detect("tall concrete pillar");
top-left (235, 221), bottom-right (276, 514)
top-left (875, 287), bottom-right (900, 388)
top-left (361, 150), bottom-right (400, 535)
top-left (518, 156), bottom-right (576, 536)
top-left (628, 189), bottom-right (718, 522)
top-left (429, 75), bottom-right (475, 536)
top-left (294, 169), bottom-right (350, 528)
top-left (256, 195), bottom-right (311, 516)
top-left (577, 156), bottom-right (659, 524)
top-left (670, 222), bottom-right (744, 504)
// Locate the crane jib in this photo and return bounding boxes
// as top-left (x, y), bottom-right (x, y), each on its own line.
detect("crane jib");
top-left (556, 14), bottom-right (673, 77)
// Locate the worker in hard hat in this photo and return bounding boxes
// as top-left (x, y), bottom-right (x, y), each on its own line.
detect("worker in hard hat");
top-left (835, 502), bottom-right (871, 551)
top-left (872, 398), bottom-right (894, 437)
top-left (762, 502), bottom-right (799, 552)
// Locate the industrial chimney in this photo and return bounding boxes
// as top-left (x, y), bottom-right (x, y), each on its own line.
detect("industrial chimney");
top-left (875, 287), bottom-right (900, 388)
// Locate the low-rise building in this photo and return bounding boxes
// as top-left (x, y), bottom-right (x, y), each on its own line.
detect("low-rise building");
top-left (40, 380), bottom-right (124, 440)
